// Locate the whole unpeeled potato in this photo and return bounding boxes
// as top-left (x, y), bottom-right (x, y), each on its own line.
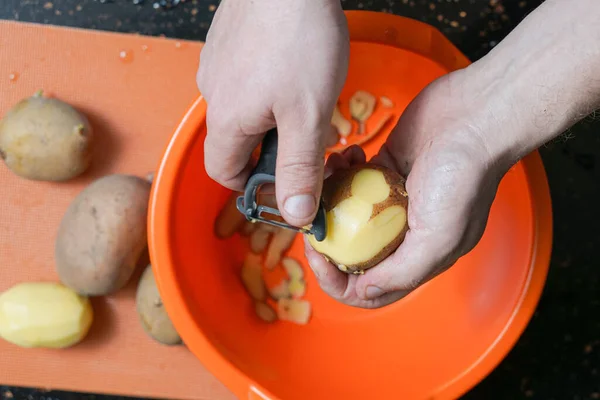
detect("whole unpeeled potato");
top-left (55, 174), bottom-right (151, 296)
top-left (0, 92), bottom-right (93, 181)
top-left (136, 265), bottom-right (182, 345)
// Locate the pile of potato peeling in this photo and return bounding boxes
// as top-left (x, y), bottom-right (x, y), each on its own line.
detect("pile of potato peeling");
top-left (331, 90), bottom-right (396, 147)
top-left (0, 91), bottom-right (180, 349)
top-left (214, 90), bottom-right (409, 326)
top-left (214, 193), bottom-right (312, 325)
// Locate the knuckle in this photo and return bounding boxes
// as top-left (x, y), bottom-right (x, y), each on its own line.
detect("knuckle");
top-left (278, 155), bottom-right (322, 183)
top-left (205, 105), bottom-right (232, 133)
top-left (206, 169), bottom-right (240, 191)
top-left (405, 276), bottom-right (425, 291)
top-left (204, 159), bottom-right (226, 184)
top-left (204, 151), bottom-right (245, 192)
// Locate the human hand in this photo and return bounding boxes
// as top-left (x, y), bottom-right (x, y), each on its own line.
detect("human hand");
top-left (197, 0), bottom-right (349, 227)
top-left (304, 0), bottom-right (600, 309)
top-left (304, 71), bottom-right (509, 308)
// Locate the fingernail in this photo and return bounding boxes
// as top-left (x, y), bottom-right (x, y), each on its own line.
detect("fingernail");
top-left (284, 194), bottom-right (315, 220)
top-left (365, 286), bottom-right (384, 299)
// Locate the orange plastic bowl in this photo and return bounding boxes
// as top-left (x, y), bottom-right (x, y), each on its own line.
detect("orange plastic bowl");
top-left (148, 11), bottom-right (553, 400)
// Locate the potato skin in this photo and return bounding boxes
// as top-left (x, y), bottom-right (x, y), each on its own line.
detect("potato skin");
top-left (55, 174), bottom-right (151, 296)
top-left (0, 94), bottom-right (93, 181)
top-left (136, 265), bottom-right (182, 345)
top-left (317, 163), bottom-right (409, 274)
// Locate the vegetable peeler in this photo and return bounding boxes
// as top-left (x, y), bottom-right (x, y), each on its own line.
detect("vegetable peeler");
top-left (236, 128), bottom-right (327, 242)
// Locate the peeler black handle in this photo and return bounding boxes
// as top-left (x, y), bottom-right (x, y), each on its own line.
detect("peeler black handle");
top-left (237, 128), bottom-right (327, 242)
top-left (238, 129), bottom-right (278, 221)
top-left (250, 128), bottom-right (278, 177)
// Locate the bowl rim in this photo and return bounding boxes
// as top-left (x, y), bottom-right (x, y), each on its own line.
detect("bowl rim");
top-left (148, 11), bottom-right (553, 400)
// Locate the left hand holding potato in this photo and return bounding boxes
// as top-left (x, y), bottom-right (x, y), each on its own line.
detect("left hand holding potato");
top-left (304, 72), bottom-right (506, 308)
top-left (305, 0), bottom-right (600, 308)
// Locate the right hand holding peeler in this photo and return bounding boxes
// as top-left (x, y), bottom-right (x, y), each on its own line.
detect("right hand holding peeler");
top-left (235, 128), bottom-right (327, 242)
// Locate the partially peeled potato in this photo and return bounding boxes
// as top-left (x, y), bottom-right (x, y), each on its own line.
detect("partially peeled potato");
top-left (307, 163), bottom-right (409, 274)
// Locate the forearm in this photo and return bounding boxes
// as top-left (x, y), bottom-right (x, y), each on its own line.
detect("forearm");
top-left (463, 0), bottom-right (600, 167)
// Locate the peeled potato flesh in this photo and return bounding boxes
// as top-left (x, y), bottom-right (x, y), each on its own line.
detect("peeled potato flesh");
top-left (0, 282), bottom-right (93, 349)
top-left (307, 163), bottom-right (409, 274)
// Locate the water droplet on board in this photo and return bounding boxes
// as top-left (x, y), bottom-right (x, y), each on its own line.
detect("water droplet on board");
top-left (141, 44), bottom-right (150, 52)
top-left (119, 49), bottom-right (134, 63)
top-left (174, 41), bottom-right (182, 49)
top-left (8, 72), bottom-right (19, 82)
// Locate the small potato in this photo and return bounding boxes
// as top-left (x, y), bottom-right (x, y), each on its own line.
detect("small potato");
top-left (55, 174), bottom-right (151, 296)
top-left (0, 92), bottom-right (93, 181)
top-left (0, 282), bottom-right (93, 349)
top-left (307, 163), bottom-right (409, 274)
top-left (136, 265), bottom-right (182, 345)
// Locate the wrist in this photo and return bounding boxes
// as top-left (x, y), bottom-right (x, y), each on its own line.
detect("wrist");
top-left (456, 0), bottom-right (600, 170)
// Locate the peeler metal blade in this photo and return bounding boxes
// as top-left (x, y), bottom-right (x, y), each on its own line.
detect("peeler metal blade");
top-left (235, 128), bottom-right (327, 242)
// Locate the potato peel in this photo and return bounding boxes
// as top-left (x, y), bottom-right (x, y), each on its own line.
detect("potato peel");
top-left (254, 301), bottom-right (277, 323)
top-left (354, 113), bottom-right (394, 147)
top-left (282, 257), bottom-right (304, 281)
top-left (331, 113), bottom-right (394, 153)
top-left (288, 279), bottom-right (306, 299)
top-left (250, 229), bottom-right (271, 253)
top-left (267, 280), bottom-right (291, 300)
top-left (214, 192), bottom-right (245, 239)
top-left (257, 223), bottom-right (279, 234)
top-left (277, 298), bottom-right (311, 325)
top-left (239, 220), bottom-right (257, 237)
top-left (264, 229), bottom-right (297, 270)
top-left (216, 192), bottom-right (313, 325)
top-left (241, 253), bottom-right (266, 301)
top-left (331, 104), bottom-right (352, 137)
top-left (349, 90), bottom-right (376, 122)
top-left (380, 96), bottom-right (394, 108)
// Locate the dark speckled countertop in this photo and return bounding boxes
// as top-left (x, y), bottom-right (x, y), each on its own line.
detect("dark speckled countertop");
top-left (0, 0), bottom-right (599, 399)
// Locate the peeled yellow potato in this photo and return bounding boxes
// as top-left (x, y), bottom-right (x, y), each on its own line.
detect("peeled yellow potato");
top-left (0, 282), bottom-right (93, 349)
top-left (308, 163), bottom-right (409, 274)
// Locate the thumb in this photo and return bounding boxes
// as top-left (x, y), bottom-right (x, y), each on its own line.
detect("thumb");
top-left (273, 111), bottom-right (328, 227)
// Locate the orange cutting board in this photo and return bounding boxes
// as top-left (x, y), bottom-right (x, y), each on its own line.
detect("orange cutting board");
top-left (0, 20), bottom-right (236, 400)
